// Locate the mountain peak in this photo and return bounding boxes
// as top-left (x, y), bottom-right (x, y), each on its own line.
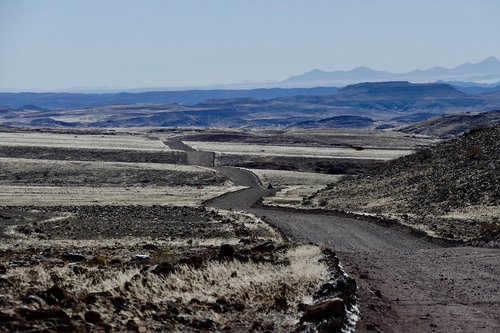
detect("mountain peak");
top-left (281, 57), bottom-right (500, 88)
top-left (480, 56), bottom-right (500, 64)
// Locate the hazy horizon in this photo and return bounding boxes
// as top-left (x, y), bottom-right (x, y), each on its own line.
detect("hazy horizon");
top-left (1, 0), bottom-right (500, 91)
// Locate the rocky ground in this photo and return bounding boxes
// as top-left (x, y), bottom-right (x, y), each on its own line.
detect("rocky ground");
top-left (308, 125), bottom-right (500, 245)
top-left (0, 158), bottom-right (226, 187)
top-left (0, 205), bottom-right (356, 332)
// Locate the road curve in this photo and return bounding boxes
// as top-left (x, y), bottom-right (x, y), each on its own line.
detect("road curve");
top-left (172, 140), bottom-right (500, 332)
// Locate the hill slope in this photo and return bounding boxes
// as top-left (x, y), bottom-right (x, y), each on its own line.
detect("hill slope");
top-left (399, 110), bottom-right (500, 137)
top-left (308, 125), bottom-right (500, 245)
top-left (0, 87), bottom-right (339, 109)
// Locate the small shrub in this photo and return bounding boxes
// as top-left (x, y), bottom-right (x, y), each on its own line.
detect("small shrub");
top-left (348, 144), bottom-right (365, 151)
top-left (415, 148), bottom-right (432, 160)
top-left (152, 249), bottom-right (177, 264)
top-left (87, 255), bottom-right (107, 267)
top-left (463, 145), bottom-right (482, 160)
top-left (468, 124), bottom-right (488, 134)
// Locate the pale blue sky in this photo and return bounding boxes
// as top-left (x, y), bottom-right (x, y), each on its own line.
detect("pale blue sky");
top-left (1, 0), bottom-right (499, 91)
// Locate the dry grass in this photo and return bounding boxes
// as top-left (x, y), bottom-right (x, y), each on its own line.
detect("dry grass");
top-left (0, 132), bottom-right (169, 151)
top-left (0, 185), bottom-right (244, 206)
top-left (245, 168), bottom-right (342, 187)
top-left (0, 157), bottom-right (207, 173)
top-left (186, 141), bottom-right (414, 160)
top-left (1, 208), bottom-right (330, 331)
top-left (3, 245), bottom-right (327, 329)
top-left (243, 169), bottom-right (342, 208)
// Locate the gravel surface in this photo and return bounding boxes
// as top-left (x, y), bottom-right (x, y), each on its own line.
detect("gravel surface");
top-left (203, 163), bottom-right (500, 333)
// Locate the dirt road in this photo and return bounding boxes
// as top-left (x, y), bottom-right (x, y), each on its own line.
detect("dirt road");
top-left (163, 140), bottom-right (214, 167)
top-left (179, 140), bottom-right (500, 332)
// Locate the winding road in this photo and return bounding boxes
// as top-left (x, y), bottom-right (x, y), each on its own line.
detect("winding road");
top-left (172, 140), bottom-right (500, 333)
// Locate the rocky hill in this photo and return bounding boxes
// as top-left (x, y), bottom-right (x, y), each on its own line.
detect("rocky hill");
top-left (308, 125), bottom-right (500, 245)
top-left (399, 110), bottom-right (500, 137)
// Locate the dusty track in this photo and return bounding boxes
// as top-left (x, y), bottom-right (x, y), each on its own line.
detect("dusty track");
top-left (179, 141), bottom-right (500, 332)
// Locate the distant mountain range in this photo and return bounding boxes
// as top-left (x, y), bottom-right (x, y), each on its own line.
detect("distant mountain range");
top-left (2, 82), bottom-right (499, 129)
top-left (0, 87), bottom-right (338, 109)
top-left (279, 57), bottom-right (500, 88)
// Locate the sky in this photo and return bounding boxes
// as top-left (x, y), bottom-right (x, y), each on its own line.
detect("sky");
top-left (1, 0), bottom-right (499, 91)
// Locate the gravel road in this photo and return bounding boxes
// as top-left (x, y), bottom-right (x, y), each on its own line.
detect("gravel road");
top-left (182, 141), bottom-right (500, 332)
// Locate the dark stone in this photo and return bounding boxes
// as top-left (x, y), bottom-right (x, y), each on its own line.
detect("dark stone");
top-left (84, 294), bottom-right (98, 304)
top-left (62, 253), bottom-right (87, 262)
top-left (233, 302), bottom-right (245, 311)
top-left (0, 277), bottom-right (12, 287)
top-left (72, 265), bottom-right (87, 275)
top-left (274, 296), bottom-right (288, 310)
top-left (219, 244), bottom-right (235, 258)
top-left (47, 284), bottom-right (67, 302)
top-left (22, 294), bottom-right (47, 307)
top-left (251, 240), bottom-right (276, 253)
top-left (192, 318), bottom-right (213, 329)
top-left (300, 298), bottom-right (346, 323)
top-left (111, 296), bottom-right (126, 310)
top-left (0, 311), bottom-right (16, 322)
top-left (150, 262), bottom-right (175, 275)
top-left (17, 307), bottom-right (70, 320)
top-left (84, 310), bottom-right (102, 324)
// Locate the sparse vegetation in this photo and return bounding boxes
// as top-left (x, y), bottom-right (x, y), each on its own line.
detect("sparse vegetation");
top-left (309, 125), bottom-right (500, 244)
top-left (0, 205), bottom-right (346, 332)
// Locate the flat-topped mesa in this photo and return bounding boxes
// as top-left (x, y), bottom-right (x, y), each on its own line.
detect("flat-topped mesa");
top-left (335, 81), bottom-right (468, 99)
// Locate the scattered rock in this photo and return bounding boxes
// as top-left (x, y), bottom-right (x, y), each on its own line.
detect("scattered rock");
top-left (111, 296), bottom-right (126, 310)
top-left (219, 244), bottom-right (234, 258)
top-left (84, 310), bottom-right (102, 324)
top-left (0, 277), bottom-right (12, 287)
top-left (142, 244), bottom-right (158, 251)
top-left (22, 294), bottom-right (47, 307)
top-left (62, 253), bottom-right (87, 262)
top-left (17, 307), bottom-right (69, 320)
top-left (192, 318), bottom-right (213, 329)
top-left (150, 262), bottom-right (175, 275)
top-left (251, 240), bottom-right (275, 253)
top-left (0, 311), bottom-right (16, 322)
top-left (274, 296), bottom-right (288, 310)
top-left (132, 254), bottom-right (150, 261)
top-left (300, 298), bottom-right (346, 323)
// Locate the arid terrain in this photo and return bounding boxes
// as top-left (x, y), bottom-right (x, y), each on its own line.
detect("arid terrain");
top-left (0, 125), bottom-right (498, 332)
